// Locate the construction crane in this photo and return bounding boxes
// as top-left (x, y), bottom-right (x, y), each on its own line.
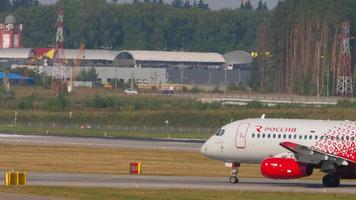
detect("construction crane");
top-left (68, 42), bottom-right (85, 93)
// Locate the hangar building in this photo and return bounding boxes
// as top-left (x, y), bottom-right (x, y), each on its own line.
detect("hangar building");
top-left (0, 48), bottom-right (253, 87)
top-left (0, 48), bottom-right (34, 68)
top-left (115, 50), bottom-right (243, 86)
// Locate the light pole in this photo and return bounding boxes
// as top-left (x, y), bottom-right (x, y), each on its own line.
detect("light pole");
top-left (224, 64), bottom-right (233, 94)
top-left (224, 67), bottom-right (227, 94)
top-left (326, 64), bottom-right (330, 97)
top-left (14, 111), bottom-right (17, 126)
top-left (165, 120), bottom-right (169, 139)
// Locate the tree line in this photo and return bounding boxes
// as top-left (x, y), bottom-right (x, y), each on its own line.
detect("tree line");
top-left (256, 0), bottom-right (356, 96)
top-left (0, 0), bottom-right (268, 53)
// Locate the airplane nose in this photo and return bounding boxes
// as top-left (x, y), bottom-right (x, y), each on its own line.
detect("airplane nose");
top-left (200, 141), bottom-right (208, 155)
top-left (200, 140), bottom-right (209, 156)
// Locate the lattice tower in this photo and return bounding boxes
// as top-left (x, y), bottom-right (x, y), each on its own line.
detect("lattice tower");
top-left (336, 21), bottom-right (353, 97)
top-left (52, 9), bottom-right (66, 93)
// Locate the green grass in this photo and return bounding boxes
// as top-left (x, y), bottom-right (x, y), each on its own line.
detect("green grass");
top-left (0, 124), bottom-right (211, 139)
top-left (0, 187), bottom-right (354, 200)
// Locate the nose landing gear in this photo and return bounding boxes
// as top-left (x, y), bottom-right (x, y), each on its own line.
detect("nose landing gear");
top-left (229, 162), bottom-right (240, 184)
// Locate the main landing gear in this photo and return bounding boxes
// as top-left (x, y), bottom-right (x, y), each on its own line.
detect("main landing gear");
top-left (229, 162), bottom-right (240, 184)
top-left (322, 174), bottom-right (340, 187)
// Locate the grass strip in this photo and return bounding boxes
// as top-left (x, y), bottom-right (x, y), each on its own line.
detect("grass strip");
top-left (0, 143), bottom-right (326, 179)
top-left (0, 187), bottom-right (355, 200)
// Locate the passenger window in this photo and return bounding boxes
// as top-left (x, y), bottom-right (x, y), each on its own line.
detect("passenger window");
top-left (267, 134), bottom-right (271, 138)
top-left (320, 136), bottom-right (324, 140)
top-left (262, 134), bottom-right (265, 138)
top-left (283, 134), bottom-right (286, 139)
top-left (252, 133), bottom-right (255, 138)
top-left (346, 136), bottom-right (350, 141)
top-left (273, 134), bottom-right (276, 139)
top-left (315, 135), bottom-right (318, 140)
top-left (351, 136), bottom-right (355, 141)
top-left (309, 135), bottom-right (312, 140)
top-left (299, 135), bottom-right (302, 139)
top-left (294, 135), bottom-right (297, 139)
top-left (341, 136), bottom-right (344, 141)
top-left (304, 135), bottom-right (307, 140)
top-left (278, 134), bottom-right (281, 139)
top-left (336, 136), bottom-right (340, 141)
top-left (288, 135), bottom-right (291, 139)
top-left (257, 134), bottom-right (260, 138)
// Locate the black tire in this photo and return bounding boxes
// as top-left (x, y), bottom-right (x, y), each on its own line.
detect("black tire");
top-left (322, 174), bottom-right (340, 187)
top-left (229, 176), bottom-right (239, 184)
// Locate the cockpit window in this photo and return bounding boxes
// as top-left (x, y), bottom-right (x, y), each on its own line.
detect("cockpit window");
top-left (215, 129), bottom-right (225, 136)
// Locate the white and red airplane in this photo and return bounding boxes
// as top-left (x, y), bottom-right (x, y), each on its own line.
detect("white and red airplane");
top-left (201, 116), bottom-right (356, 187)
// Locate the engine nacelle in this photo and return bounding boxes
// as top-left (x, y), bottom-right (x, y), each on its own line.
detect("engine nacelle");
top-left (260, 158), bottom-right (313, 179)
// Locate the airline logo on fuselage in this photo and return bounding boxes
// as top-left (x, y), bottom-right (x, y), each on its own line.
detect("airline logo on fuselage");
top-left (256, 125), bottom-right (297, 133)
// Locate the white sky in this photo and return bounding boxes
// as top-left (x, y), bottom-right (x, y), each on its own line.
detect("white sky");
top-left (38, 0), bottom-right (279, 10)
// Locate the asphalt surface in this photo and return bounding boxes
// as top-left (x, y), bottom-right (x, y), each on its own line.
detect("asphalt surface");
top-left (0, 172), bottom-right (355, 194)
top-left (0, 133), bottom-right (356, 195)
top-left (0, 133), bottom-right (202, 152)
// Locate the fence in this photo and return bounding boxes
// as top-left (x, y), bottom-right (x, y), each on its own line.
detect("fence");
top-left (2, 120), bottom-right (217, 135)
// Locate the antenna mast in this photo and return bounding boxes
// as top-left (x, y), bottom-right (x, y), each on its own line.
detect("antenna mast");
top-left (52, 9), bottom-right (66, 94)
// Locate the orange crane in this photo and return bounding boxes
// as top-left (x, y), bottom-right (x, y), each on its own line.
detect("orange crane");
top-left (68, 42), bottom-right (85, 93)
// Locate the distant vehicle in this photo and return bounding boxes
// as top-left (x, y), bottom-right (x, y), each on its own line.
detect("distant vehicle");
top-left (103, 83), bottom-right (112, 89)
top-left (124, 88), bottom-right (138, 94)
top-left (160, 89), bottom-right (174, 95)
top-left (160, 86), bottom-right (174, 95)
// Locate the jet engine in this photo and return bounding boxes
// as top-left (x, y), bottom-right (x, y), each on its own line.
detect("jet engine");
top-left (260, 158), bottom-right (313, 179)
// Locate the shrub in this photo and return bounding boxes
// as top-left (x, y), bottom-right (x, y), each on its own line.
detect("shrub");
top-left (246, 101), bottom-right (266, 109)
top-left (18, 93), bottom-right (37, 110)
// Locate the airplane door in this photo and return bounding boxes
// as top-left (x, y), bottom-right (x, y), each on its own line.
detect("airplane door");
top-left (235, 123), bottom-right (250, 149)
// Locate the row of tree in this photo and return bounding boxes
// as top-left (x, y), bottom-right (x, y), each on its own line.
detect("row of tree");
top-left (0, 0), bottom-right (39, 11)
top-left (0, 0), bottom-right (268, 53)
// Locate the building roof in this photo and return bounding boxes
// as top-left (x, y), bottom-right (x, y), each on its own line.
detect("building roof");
top-left (0, 72), bottom-right (33, 80)
top-left (64, 49), bottom-right (120, 61)
top-left (119, 50), bottom-right (225, 63)
top-left (0, 48), bottom-right (34, 59)
top-left (223, 50), bottom-right (253, 65)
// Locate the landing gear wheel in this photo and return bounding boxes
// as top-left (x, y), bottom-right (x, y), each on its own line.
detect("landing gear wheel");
top-left (229, 176), bottom-right (239, 184)
top-left (322, 174), bottom-right (340, 187)
top-left (229, 162), bottom-right (240, 184)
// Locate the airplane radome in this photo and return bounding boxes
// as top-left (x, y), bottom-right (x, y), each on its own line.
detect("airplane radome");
top-left (201, 117), bottom-right (356, 187)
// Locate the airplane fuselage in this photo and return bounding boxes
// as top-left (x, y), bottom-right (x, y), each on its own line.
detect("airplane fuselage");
top-left (201, 118), bottom-right (356, 165)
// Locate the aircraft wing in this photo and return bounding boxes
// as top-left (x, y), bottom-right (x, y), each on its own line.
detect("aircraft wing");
top-left (279, 142), bottom-right (349, 166)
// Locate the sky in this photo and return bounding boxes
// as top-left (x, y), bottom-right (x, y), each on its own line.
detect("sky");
top-left (39, 0), bottom-right (279, 10)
